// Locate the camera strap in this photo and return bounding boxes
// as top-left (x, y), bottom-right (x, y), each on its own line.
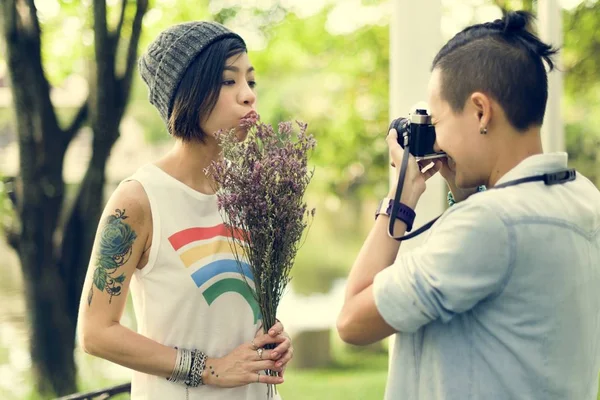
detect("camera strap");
top-left (388, 142), bottom-right (577, 241)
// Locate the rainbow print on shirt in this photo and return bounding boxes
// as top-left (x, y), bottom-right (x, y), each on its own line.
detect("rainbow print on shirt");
top-left (168, 224), bottom-right (261, 323)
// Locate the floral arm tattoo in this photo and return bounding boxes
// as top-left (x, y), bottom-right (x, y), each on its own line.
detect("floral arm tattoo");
top-left (88, 209), bottom-right (138, 306)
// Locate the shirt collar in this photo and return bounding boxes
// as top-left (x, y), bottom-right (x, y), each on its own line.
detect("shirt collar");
top-left (494, 152), bottom-right (569, 187)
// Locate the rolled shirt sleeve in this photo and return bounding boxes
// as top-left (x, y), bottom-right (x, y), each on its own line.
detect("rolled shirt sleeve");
top-left (373, 202), bottom-right (513, 333)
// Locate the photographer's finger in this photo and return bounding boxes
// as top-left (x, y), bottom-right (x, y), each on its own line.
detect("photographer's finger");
top-left (422, 160), bottom-right (442, 180)
top-left (386, 128), bottom-right (399, 145)
top-left (387, 131), bottom-right (406, 167)
top-left (417, 159), bottom-right (434, 170)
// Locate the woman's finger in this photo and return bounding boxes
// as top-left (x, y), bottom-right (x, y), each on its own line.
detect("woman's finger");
top-left (258, 373), bottom-right (284, 385)
top-left (250, 359), bottom-right (279, 372)
top-left (259, 348), bottom-right (281, 361)
top-left (268, 320), bottom-right (284, 336)
top-left (251, 372), bottom-right (284, 385)
top-left (274, 347), bottom-right (293, 369)
top-left (252, 332), bottom-right (287, 349)
top-left (270, 336), bottom-right (291, 357)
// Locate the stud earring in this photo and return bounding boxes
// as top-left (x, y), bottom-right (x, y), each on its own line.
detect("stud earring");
top-left (480, 127), bottom-right (488, 134)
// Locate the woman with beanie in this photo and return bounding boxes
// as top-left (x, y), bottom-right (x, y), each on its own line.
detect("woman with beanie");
top-left (77, 21), bottom-right (291, 399)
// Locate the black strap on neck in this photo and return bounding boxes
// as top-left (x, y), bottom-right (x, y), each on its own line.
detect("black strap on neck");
top-left (493, 168), bottom-right (576, 189)
top-left (389, 159), bottom-right (577, 241)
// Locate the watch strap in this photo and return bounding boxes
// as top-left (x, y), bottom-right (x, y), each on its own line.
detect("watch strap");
top-left (375, 197), bottom-right (416, 232)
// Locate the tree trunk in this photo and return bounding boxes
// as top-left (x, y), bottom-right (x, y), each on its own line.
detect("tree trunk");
top-left (1, 0), bottom-right (147, 396)
top-left (60, 132), bottom-right (120, 321)
top-left (24, 267), bottom-right (78, 395)
top-left (58, 0), bottom-right (148, 347)
top-left (1, 0), bottom-right (78, 396)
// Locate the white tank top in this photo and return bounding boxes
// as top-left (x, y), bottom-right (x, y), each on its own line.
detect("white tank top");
top-left (126, 163), bottom-right (280, 400)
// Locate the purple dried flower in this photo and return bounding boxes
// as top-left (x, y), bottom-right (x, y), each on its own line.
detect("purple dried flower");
top-left (207, 120), bottom-right (317, 355)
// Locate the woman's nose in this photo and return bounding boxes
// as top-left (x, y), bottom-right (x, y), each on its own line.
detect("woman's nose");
top-left (240, 83), bottom-right (256, 106)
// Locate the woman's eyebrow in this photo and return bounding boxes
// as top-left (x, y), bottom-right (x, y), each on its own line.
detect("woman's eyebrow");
top-left (223, 66), bottom-right (255, 73)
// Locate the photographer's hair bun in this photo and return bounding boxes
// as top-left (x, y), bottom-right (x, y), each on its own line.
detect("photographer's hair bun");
top-left (501, 10), bottom-right (531, 34)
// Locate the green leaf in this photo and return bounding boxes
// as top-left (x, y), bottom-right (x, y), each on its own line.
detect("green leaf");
top-left (114, 274), bottom-right (126, 283)
top-left (98, 255), bottom-right (118, 270)
top-left (93, 267), bottom-right (107, 292)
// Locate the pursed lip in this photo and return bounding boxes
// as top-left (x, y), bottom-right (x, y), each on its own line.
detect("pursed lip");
top-left (242, 110), bottom-right (258, 120)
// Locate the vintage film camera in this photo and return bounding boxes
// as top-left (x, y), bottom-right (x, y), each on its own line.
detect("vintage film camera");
top-left (388, 108), bottom-right (446, 160)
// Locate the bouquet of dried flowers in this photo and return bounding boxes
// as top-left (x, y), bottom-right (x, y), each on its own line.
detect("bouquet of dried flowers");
top-left (206, 119), bottom-right (316, 397)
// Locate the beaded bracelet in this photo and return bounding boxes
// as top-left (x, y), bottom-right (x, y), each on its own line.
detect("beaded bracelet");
top-left (447, 185), bottom-right (486, 207)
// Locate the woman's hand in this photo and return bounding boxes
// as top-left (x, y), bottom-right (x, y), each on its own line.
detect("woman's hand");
top-left (203, 332), bottom-right (286, 388)
top-left (264, 320), bottom-right (293, 377)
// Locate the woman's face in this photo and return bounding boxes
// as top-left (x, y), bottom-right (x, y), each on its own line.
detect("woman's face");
top-left (201, 52), bottom-right (258, 140)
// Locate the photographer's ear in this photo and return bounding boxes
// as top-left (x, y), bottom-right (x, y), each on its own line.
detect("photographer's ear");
top-left (470, 92), bottom-right (492, 134)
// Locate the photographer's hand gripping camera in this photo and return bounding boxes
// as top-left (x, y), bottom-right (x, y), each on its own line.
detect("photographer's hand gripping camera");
top-left (383, 108), bottom-right (576, 241)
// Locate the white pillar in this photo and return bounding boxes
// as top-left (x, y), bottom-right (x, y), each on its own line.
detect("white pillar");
top-left (388, 0), bottom-right (444, 360)
top-left (538, 0), bottom-right (565, 153)
top-left (389, 0), bottom-right (445, 252)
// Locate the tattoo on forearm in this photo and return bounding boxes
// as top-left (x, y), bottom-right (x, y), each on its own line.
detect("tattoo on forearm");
top-left (88, 209), bottom-right (137, 306)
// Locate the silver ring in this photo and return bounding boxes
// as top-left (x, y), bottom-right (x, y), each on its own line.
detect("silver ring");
top-left (256, 348), bottom-right (264, 359)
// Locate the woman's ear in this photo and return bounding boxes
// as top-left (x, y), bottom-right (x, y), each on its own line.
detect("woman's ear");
top-left (470, 92), bottom-right (492, 129)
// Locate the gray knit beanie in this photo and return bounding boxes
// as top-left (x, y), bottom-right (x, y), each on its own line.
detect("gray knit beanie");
top-left (138, 21), bottom-right (245, 124)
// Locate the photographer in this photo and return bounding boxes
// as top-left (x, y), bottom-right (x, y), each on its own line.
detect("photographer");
top-left (337, 11), bottom-right (600, 400)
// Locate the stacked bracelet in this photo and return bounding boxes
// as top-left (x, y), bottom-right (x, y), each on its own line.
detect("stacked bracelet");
top-left (447, 185), bottom-right (486, 207)
top-left (186, 350), bottom-right (208, 387)
top-left (167, 347), bottom-right (207, 388)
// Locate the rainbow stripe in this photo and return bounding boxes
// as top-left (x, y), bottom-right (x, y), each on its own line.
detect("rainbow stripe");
top-left (168, 224), bottom-right (260, 323)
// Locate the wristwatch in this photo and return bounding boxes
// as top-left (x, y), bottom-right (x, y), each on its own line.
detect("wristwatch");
top-left (375, 197), bottom-right (416, 232)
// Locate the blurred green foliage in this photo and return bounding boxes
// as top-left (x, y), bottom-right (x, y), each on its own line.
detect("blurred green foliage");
top-left (562, 1), bottom-right (600, 187)
top-left (1, 0), bottom-right (599, 293)
top-left (2, 0), bottom-right (598, 195)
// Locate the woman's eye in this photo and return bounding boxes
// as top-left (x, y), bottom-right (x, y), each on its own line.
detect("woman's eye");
top-left (222, 80), bottom-right (235, 86)
top-left (248, 80), bottom-right (257, 88)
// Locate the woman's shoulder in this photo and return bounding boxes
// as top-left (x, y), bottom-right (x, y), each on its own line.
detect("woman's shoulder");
top-left (105, 180), bottom-right (151, 227)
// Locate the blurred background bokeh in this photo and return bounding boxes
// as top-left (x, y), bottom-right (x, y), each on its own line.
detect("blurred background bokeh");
top-left (0, 0), bottom-right (598, 399)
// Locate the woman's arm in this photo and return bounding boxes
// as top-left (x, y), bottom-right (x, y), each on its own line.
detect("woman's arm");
top-left (77, 180), bottom-right (178, 378)
top-left (77, 181), bottom-right (287, 386)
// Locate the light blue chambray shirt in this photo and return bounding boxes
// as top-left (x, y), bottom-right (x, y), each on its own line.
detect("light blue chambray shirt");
top-left (373, 153), bottom-right (600, 400)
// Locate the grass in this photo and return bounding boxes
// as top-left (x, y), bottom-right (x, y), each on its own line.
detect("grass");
top-left (277, 338), bottom-right (389, 400)
top-left (277, 367), bottom-right (387, 400)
